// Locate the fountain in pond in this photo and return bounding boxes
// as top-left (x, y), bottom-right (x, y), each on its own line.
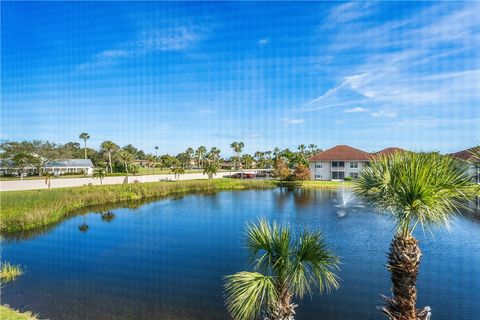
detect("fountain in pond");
top-left (335, 185), bottom-right (362, 218)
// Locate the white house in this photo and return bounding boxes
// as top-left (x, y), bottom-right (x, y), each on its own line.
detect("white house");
top-left (449, 147), bottom-right (480, 184)
top-left (309, 145), bottom-right (372, 181)
top-left (44, 159), bottom-right (94, 176)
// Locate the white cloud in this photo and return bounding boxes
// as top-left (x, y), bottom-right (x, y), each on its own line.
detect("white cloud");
top-left (77, 23), bottom-right (208, 72)
top-left (370, 109), bottom-right (397, 118)
top-left (258, 38), bottom-right (270, 46)
top-left (345, 107), bottom-right (368, 113)
top-left (282, 117), bottom-right (304, 126)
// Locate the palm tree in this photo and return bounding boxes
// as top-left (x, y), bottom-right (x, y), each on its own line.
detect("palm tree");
top-left (146, 155), bottom-right (156, 174)
top-left (297, 144), bottom-right (307, 155)
top-left (44, 172), bottom-right (53, 189)
top-left (185, 148), bottom-right (195, 169)
top-left (203, 160), bottom-right (219, 179)
top-left (208, 147), bottom-right (221, 164)
top-left (100, 141), bottom-right (119, 173)
top-left (154, 146), bottom-right (159, 174)
top-left (117, 150), bottom-right (133, 176)
top-left (196, 146), bottom-right (207, 169)
top-left (224, 219), bottom-right (339, 320)
top-left (170, 165), bottom-right (185, 180)
top-left (79, 133), bottom-right (90, 160)
top-left (93, 168), bottom-right (107, 185)
top-left (354, 152), bottom-right (472, 320)
top-left (230, 142), bottom-right (245, 170)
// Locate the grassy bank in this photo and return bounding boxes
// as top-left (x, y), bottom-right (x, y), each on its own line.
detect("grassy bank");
top-left (0, 179), bottom-right (276, 233)
top-left (0, 306), bottom-right (37, 320)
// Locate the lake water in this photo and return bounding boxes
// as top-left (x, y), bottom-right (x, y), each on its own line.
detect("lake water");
top-left (2, 189), bottom-right (479, 320)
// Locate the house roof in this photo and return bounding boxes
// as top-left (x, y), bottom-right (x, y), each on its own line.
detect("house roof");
top-left (374, 147), bottom-right (407, 157)
top-left (309, 145), bottom-right (371, 161)
top-left (45, 159), bottom-right (93, 168)
top-left (448, 146), bottom-right (480, 161)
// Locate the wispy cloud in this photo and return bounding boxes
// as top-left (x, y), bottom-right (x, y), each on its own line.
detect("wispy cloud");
top-left (325, 1), bottom-right (377, 24)
top-left (370, 109), bottom-right (397, 118)
top-left (282, 117), bottom-right (304, 127)
top-left (77, 23), bottom-right (209, 72)
top-left (308, 2), bottom-right (480, 118)
top-left (345, 107), bottom-right (368, 113)
top-left (258, 38), bottom-right (270, 46)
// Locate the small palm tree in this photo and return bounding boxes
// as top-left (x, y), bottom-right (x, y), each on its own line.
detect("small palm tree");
top-left (224, 219), bottom-right (339, 320)
top-left (203, 161), bottom-right (219, 179)
top-left (117, 150), bottom-right (133, 176)
top-left (79, 133), bottom-right (90, 160)
top-left (170, 166), bottom-right (185, 180)
top-left (354, 152), bottom-right (472, 320)
top-left (44, 172), bottom-right (53, 189)
top-left (93, 168), bottom-right (107, 185)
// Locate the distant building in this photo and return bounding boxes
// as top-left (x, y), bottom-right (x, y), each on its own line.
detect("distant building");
top-left (44, 159), bottom-right (94, 176)
top-left (448, 147), bottom-right (480, 184)
top-left (0, 159), bottom-right (36, 176)
top-left (309, 145), bottom-right (371, 181)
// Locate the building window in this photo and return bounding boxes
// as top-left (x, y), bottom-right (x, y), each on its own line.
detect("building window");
top-left (350, 172), bottom-right (359, 179)
top-left (332, 161), bottom-right (345, 168)
top-left (315, 174), bottom-right (322, 180)
top-left (332, 171), bottom-right (345, 180)
top-left (315, 163), bottom-right (322, 169)
top-left (350, 162), bottom-right (358, 168)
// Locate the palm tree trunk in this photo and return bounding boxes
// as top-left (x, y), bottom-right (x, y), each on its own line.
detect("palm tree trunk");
top-left (264, 288), bottom-right (296, 320)
top-left (84, 140), bottom-right (87, 159)
top-left (382, 234), bottom-right (431, 320)
top-left (108, 152), bottom-right (113, 174)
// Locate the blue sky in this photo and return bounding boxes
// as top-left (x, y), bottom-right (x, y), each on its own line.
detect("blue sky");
top-left (2, 1), bottom-right (479, 155)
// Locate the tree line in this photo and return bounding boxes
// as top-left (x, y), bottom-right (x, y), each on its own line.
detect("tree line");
top-left (0, 134), bottom-right (322, 177)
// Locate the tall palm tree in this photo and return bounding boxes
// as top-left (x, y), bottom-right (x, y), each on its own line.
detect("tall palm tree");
top-left (297, 144), bottom-right (306, 155)
top-left (154, 146), bottom-right (159, 174)
top-left (196, 146), bottom-right (207, 169)
top-left (117, 150), bottom-right (133, 176)
top-left (100, 140), bottom-right (119, 173)
top-left (146, 155), bottom-right (156, 174)
top-left (224, 219), bottom-right (339, 320)
top-left (354, 152), bottom-right (472, 320)
top-left (208, 147), bottom-right (221, 164)
top-left (79, 133), bottom-right (90, 160)
top-left (230, 142), bottom-right (245, 170)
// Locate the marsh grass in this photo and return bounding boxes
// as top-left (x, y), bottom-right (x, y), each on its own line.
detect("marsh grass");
top-left (0, 305), bottom-right (37, 320)
top-left (0, 179), bottom-right (276, 233)
top-left (0, 262), bottom-right (23, 283)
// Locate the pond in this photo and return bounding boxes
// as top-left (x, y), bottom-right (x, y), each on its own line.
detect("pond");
top-left (2, 189), bottom-right (480, 320)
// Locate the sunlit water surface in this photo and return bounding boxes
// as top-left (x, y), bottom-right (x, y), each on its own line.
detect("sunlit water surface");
top-left (2, 189), bottom-right (479, 320)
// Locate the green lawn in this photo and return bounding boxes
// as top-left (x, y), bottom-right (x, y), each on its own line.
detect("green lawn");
top-left (0, 306), bottom-right (37, 320)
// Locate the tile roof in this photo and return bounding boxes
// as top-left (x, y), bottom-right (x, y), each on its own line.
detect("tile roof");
top-left (373, 147), bottom-right (407, 157)
top-left (309, 145), bottom-right (371, 161)
top-left (448, 146), bottom-right (480, 161)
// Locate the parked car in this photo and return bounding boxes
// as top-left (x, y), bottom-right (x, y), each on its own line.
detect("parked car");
top-left (230, 173), bottom-right (255, 179)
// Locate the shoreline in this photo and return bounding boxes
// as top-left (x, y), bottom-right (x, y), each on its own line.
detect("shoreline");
top-left (0, 179), bottom-right (349, 234)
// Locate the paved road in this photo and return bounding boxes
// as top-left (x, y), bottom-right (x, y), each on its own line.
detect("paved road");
top-left (0, 171), bottom-right (251, 191)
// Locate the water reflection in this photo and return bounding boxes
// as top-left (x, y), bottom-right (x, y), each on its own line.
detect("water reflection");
top-left (1, 189), bottom-right (479, 320)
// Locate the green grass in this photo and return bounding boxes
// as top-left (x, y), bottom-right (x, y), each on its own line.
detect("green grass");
top-left (0, 306), bottom-right (37, 320)
top-left (0, 262), bottom-right (23, 283)
top-left (0, 179), bottom-right (276, 233)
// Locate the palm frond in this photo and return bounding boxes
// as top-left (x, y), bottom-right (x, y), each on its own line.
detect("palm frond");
top-left (289, 231), bottom-right (339, 298)
top-left (354, 152), bottom-right (472, 235)
top-left (224, 271), bottom-right (278, 320)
